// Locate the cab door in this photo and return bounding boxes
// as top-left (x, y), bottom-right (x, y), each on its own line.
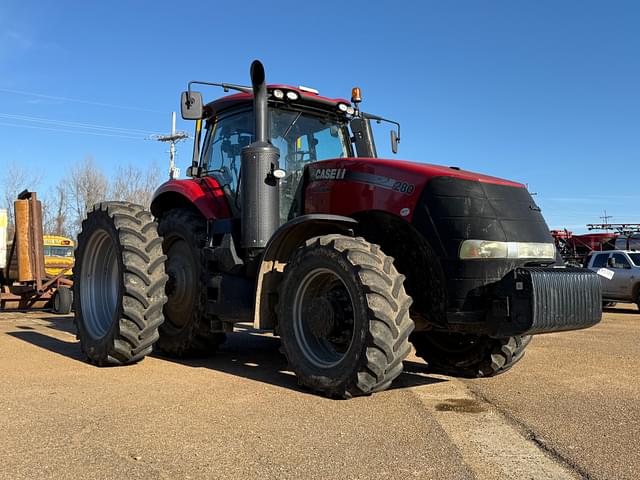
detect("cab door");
top-left (590, 252), bottom-right (616, 298)
top-left (608, 253), bottom-right (635, 299)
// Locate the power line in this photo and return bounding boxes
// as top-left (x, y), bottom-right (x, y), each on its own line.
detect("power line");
top-left (0, 112), bottom-right (159, 135)
top-left (0, 87), bottom-right (165, 114)
top-left (0, 121), bottom-right (144, 139)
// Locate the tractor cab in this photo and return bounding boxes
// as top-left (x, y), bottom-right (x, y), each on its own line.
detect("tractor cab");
top-left (197, 90), bottom-right (353, 222)
top-left (181, 82), bottom-right (398, 223)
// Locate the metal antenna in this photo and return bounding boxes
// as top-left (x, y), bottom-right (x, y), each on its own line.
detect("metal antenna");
top-left (150, 112), bottom-right (189, 179)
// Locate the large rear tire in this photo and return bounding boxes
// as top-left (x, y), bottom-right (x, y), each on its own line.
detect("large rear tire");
top-left (278, 235), bottom-right (414, 398)
top-left (410, 331), bottom-right (531, 378)
top-left (155, 208), bottom-right (226, 357)
top-left (74, 202), bottom-right (168, 366)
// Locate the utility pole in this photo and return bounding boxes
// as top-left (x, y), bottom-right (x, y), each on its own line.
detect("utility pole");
top-left (600, 210), bottom-right (613, 225)
top-left (150, 112), bottom-right (189, 179)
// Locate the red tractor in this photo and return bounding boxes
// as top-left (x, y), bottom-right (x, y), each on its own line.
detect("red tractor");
top-left (73, 61), bottom-right (601, 398)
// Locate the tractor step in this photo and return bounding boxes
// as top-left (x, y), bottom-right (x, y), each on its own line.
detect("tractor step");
top-left (205, 274), bottom-right (254, 324)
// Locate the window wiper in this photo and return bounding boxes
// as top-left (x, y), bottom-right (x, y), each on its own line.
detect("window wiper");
top-left (281, 112), bottom-right (302, 139)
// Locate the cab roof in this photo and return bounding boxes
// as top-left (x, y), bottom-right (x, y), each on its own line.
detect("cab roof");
top-left (203, 85), bottom-right (351, 118)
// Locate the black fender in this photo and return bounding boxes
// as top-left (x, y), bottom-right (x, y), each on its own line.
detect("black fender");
top-left (253, 214), bottom-right (357, 329)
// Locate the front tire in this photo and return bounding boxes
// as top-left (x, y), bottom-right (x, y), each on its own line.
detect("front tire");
top-left (410, 332), bottom-right (531, 378)
top-left (74, 202), bottom-right (168, 366)
top-left (278, 235), bottom-right (414, 398)
top-left (155, 208), bottom-right (226, 357)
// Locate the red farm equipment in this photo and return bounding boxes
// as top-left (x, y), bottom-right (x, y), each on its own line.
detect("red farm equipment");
top-left (551, 229), bottom-right (618, 267)
top-left (72, 61), bottom-right (602, 397)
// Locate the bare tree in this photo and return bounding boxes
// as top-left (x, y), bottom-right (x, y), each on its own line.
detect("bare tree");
top-left (42, 181), bottom-right (70, 237)
top-left (110, 162), bottom-right (162, 207)
top-left (68, 156), bottom-right (109, 234)
top-left (1, 161), bottom-right (41, 238)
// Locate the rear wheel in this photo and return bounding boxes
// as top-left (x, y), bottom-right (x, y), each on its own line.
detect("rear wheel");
top-left (410, 331), bottom-right (531, 378)
top-left (278, 235), bottom-right (414, 398)
top-left (52, 286), bottom-right (73, 314)
top-left (74, 202), bottom-right (168, 366)
top-left (155, 208), bottom-right (226, 357)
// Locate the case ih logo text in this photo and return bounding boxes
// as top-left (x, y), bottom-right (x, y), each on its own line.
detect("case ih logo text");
top-left (313, 168), bottom-right (346, 180)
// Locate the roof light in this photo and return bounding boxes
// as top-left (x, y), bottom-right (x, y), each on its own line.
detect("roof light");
top-left (273, 89), bottom-right (284, 99)
top-left (286, 91), bottom-right (299, 101)
top-left (337, 103), bottom-right (348, 112)
top-left (351, 87), bottom-right (362, 103)
top-left (346, 106), bottom-right (355, 115)
top-left (298, 85), bottom-right (319, 94)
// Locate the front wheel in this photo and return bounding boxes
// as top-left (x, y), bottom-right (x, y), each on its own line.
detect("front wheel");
top-left (278, 235), bottom-right (414, 398)
top-left (410, 331), bottom-right (531, 378)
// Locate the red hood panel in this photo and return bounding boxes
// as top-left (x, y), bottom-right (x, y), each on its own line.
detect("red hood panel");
top-left (305, 157), bottom-right (525, 221)
top-left (320, 157), bottom-right (524, 188)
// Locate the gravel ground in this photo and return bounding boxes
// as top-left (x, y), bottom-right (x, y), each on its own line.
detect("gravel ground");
top-left (0, 306), bottom-right (637, 479)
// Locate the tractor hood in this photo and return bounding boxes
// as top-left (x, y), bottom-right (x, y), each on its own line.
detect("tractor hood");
top-left (305, 157), bottom-right (553, 312)
top-left (307, 157), bottom-right (524, 195)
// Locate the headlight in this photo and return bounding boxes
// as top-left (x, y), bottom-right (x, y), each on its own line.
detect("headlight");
top-left (286, 91), bottom-right (299, 101)
top-left (515, 242), bottom-right (556, 259)
top-left (272, 89), bottom-right (284, 99)
top-left (459, 240), bottom-right (555, 260)
top-left (459, 240), bottom-right (508, 259)
top-left (337, 103), bottom-right (349, 112)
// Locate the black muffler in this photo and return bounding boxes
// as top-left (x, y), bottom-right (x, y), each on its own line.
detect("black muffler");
top-left (241, 60), bottom-right (280, 250)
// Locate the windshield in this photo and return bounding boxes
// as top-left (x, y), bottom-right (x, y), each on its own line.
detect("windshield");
top-left (200, 107), bottom-right (351, 218)
top-left (270, 109), bottom-right (350, 168)
top-left (44, 246), bottom-right (74, 258)
top-left (628, 253), bottom-right (640, 266)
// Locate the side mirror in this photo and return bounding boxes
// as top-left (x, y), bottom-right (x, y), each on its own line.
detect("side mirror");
top-left (390, 129), bottom-right (399, 154)
top-left (181, 91), bottom-right (203, 120)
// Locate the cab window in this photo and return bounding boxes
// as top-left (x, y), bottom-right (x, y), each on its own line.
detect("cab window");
top-left (592, 253), bottom-right (609, 268)
top-left (201, 109), bottom-right (253, 199)
top-left (611, 253), bottom-right (631, 269)
top-left (629, 253), bottom-right (640, 266)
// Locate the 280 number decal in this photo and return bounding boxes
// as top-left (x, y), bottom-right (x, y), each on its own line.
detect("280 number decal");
top-left (392, 181), bottom-right (415, 194)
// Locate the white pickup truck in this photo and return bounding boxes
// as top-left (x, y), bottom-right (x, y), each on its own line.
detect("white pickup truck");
top-left (586, 250), bottom-right (640, 309)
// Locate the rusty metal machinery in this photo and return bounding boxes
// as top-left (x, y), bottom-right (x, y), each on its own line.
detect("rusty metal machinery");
top-left (0, 191), bottom-right (73, 311)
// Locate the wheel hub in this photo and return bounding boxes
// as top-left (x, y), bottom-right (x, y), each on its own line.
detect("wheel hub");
top-left (305, 298), bottom-right (335, 338)
top-left (293, 268), bottom-right (356, 368)
top-left (163, 238), bottom-right (197, 329)
top-left (79, 229), bottom-right (119, 339)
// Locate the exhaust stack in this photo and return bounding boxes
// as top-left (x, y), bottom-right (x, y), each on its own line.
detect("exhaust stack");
top-left (241, 60), bottom-right (280, 250)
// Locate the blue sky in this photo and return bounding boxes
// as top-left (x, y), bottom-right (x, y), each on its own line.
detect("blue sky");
top-left (1, 0), bottom-right (638, 232)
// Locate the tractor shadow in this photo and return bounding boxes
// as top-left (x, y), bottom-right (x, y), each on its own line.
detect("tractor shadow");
top-left (155, 324), bottom-right (445, 395)
top-left (7, 330), bottom-right (85, 362)
top-left (603, 306), bottom-right (640, 315)
top-left (4, 313), bottom-right (85, 362)
top-left (36, 314), bottom-right (77, 334)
